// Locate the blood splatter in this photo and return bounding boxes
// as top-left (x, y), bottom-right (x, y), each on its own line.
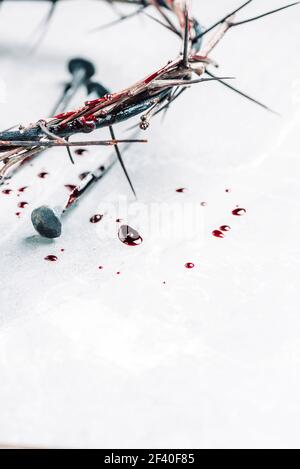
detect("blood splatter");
top-left (185, 263), bottom-right (195, 269)
top-left (90, 214), bottom-right (103, 224)
top-left (79, 172), bottom-right (90, 180)
top-left (44, 255), bottom-right (58, 262)
top-left (176, 188), bottom-right (186, 193)
top-left (220, 225), bottom-right (231, 232)
top-left (18, 201), bottom-right (28, 209)
top-left (2, 189), bottom-right (12, 195)
top-left (38, 172), bottom-right (49, 179)
top-left (118, 225), bottom-right (143, 246)
top-left (18, 186), bottom-right (28, 193)
top-left (75, 149), bottom-right (88, 156)
top-left (212, 230), bottom-right (225, 239)
top-left (232, 208), bottom-right (246, 216)
top-left (64, 184), bottom-right (77, 192)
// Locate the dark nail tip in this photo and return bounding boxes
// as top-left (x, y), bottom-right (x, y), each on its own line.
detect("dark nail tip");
top-left (31, 205), bottom-right (62, 239)
top-left (68, 58), bottom-right (95, 79)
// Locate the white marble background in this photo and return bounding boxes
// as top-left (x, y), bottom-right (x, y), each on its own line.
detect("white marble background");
top-left (0, 0), bottom-right (300, 449)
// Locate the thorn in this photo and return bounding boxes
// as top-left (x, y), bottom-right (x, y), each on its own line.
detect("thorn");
top-left (183, 10), bottom-right (190, 68)
top-left (206, 70), bottom-right (280, 115)
top-left (109, 126), bottom-right (137, 198)
top-left (193, 0), bottom-right (253, 42)
top-left (231, 1), bottom-right (300, 27)
top-left (28, 0), bottom-right (58, 54)
top-left (142, 11), bottom-right (181, 37)
top-left (89, 6), bottom-right (146, 33)
top-left (65, 137), bottom-right (75, 165)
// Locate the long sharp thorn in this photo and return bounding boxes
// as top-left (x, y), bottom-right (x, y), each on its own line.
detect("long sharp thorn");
top-left (142, 11), bottom-right (181, 37)
top-left (28, 0), bottom-right (58, 53)
top-left (65, 137), bottom-right (75, 165)
top-left (205, 70), bottom-right (279, 115)
top-left (232, 1), bottom-right (300, 27)
top-left (193, 0), bottom-right (253, 42)
top-left (154, 3), bottom-right (181, 35)
top-left (109, 126), bottom-right (137, 199)
top-left (183, 10), bottom-right (190, 68)
top-left (89, 6), bottom-right (145, 33)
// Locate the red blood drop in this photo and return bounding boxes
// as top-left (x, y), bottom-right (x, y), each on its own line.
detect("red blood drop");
top-left (16, 212), bottom-right (21, 217)
top-left (220, 225), bottom-right (231, 232)
top-left (44, 255), bottom-right (58, 262)
top-left (75, 149), bottom-right (87, 156)
top-left (232, 208), bottom-right (246, 216)
top-left (64, 184), bottom-right (77, 192)
top-left (79, 172), bottom-right (90, 180)
top-left (225, 189), bottom-right (231, 193)
top-left (116, 272), bottom-right (121, 275)
top-left (176, 188), bottom-right (186, 193)
top-left (98, 266), bottom-right (104, 270)
top-left (2, 189), bottom-right (12, 195)
top-left (90, 214), bottom-right (103, 224)
top-left (18, 201), bottom-right (28, 209)
top-left (118, 225), bottom-right (143, 246)
top-left (185, 263), bottom-right (195, 269)
top-left (212, 230), bottom-right (225, 239)
top-left (18, 186), bottom-right (28, 193)
top-left (116, 218), bottom-right (122, 223)
top-left (38, 172), bottom-right (48, 179)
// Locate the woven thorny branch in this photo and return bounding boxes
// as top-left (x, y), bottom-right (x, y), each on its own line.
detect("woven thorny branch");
top-left (0, 0), bottom-right (298, 179)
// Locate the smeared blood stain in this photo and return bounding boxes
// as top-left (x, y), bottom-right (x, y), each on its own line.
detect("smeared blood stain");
top-left (232, 208), bottom-right (246, 216)
top-left (64, 184), bottom-right (77, 192)
top-left (66, 188), bottom-right (79, 209)
top-left (20, 156), bottom-right (32, 166)
top-left (79, 172), bottom-right (90, 180)
top-left (18, 201), bottom-right (28, 209)
top-left (212, 230), bottom-right (225, 239)
top-left (44, 255), bottom-right (58, 262)
top-left (176, 188), bottom-right (186, 193)
top-left (90, 214), bottom-right (103, 224)
top-left (38, 172), bottom-right (48, 179)
top-left (2, 189), bottom-right (12, 195)
top-left (185, 263), bottom-right (195, 269)
top-left (18, 186), bottom-right (28, 193)
top-left (118, 225), bottom-right (143, 246)
top-left (220, 225), bottom-right (231, 232)
top-left (75, 149), bottom-right (88, 156)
